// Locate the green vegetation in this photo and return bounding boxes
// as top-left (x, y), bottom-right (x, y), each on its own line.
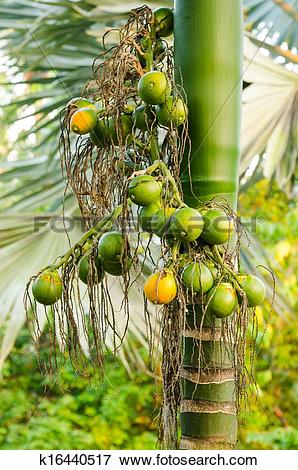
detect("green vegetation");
top-left (0, 331), bottom-right (158, 450)
top-left (238, 180), bottom-right (298, 450)
top-left (0, 179), bottom-right (297, 450)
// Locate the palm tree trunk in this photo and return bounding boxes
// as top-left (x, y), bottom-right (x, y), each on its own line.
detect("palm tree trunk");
top-left (174, 0), bottom-right (243, 449)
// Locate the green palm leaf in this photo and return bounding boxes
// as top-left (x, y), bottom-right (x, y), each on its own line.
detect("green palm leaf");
top-left (241, 37), bottom-right (298, 195)
top-left (0, 208), bottom-right (159, 370)
top-left (244, 0), bottom-right (298, 48)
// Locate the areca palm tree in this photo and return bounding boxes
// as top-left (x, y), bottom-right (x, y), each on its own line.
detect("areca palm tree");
top-left (0, 0), bottom-right (297, 449)
top-left (174, 0), bottom-right (243, 449)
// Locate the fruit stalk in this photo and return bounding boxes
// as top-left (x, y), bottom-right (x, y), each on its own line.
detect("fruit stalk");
top-left (37, 204), bottom-right (124, 273)
top-left (174, 0), bottom-right (243, 449)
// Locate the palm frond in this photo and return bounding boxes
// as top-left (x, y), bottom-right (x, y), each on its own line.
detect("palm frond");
top-left (241, 37), bottom-right (298, 196)
top-left (245, 32), bottom-right (298, 64)
top-left (243, 0), bottom-right (298, 49)
top-left (0, 158), bottom-right (67, 212)
top-left (0, 208), bottom-right (159, 371)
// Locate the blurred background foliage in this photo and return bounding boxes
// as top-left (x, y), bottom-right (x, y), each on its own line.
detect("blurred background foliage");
top-left (0, 0), bottom-right (297, 450)
top-left (238, 179), bottom-right (298, 449)
top-left (0, 331), bottom-right (159, 450)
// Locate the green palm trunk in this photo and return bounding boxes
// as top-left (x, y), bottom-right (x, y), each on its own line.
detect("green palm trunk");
top-left (174, 0), bottom-right (243, 449)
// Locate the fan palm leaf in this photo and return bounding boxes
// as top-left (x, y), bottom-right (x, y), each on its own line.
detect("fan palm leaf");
top-left (243, 0), bottom-right (298, 48)
top-left (241, 37), bottom-right (298, 195)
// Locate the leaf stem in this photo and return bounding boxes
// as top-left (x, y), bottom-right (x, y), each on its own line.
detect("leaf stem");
top-left (212, 245), bottom-right (242, 291)
top-left (48, 204), bottom-right (124, 270)
top-left (171, 240), bottom-right (181, 262)
top-left (145, 160), bottom-right (185, 206)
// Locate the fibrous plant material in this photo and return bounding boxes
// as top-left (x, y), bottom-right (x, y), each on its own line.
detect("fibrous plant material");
top-left (24, 4), bottom-right (272, 450)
